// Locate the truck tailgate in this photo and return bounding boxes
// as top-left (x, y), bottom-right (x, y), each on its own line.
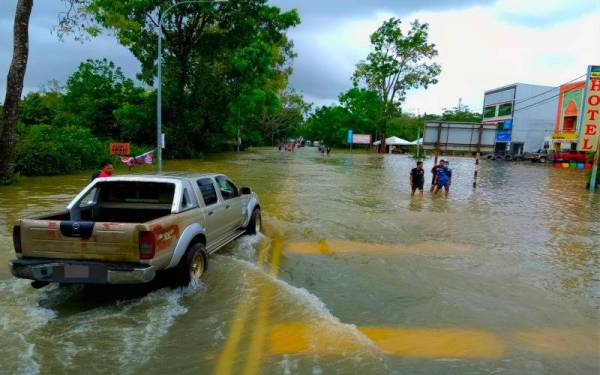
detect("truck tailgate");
top-left (19, 219), bottom-right (141, 262)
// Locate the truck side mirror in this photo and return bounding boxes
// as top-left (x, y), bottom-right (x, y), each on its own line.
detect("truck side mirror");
top-left (240, 187), bottom-right (252, 195)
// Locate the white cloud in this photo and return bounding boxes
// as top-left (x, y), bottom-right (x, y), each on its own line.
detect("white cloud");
top-left (402, 5), bottom-right (600, 114)
top-left (493, 0), bottom-right (597, 21)
top-left (296, 4), bottom-right (600, 114)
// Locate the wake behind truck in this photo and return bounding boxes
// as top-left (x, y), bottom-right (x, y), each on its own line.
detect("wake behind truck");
top-left (10, 173), bottom-right (261, 288)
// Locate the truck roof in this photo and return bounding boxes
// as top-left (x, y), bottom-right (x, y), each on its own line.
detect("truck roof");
top-left (95, 172), bottom-right (225, 182)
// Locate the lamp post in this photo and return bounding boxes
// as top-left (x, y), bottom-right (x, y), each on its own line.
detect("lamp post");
top-left (156, 0), bottom-right (227, 172)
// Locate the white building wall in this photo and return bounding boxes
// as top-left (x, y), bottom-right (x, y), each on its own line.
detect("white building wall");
top-left (483, 83), bottom-right (558, 153)
top-left (513, 84), bottom-right (558, 152)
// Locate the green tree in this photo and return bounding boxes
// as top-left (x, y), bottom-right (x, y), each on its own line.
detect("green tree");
top-left (387, 113), bottom-right (423, 141)
top-left (59, 0), bottom-right (300, 157)
top-left (113, 91), bottom-right (156, 146)
top-left (62, 59), bottom-right (144, 139)
top-left (352, 18), bottom-right (441, 152)
top-left (301, 106), bottom-right (352, 147)
top-left (259, 89), bottom-right (311, 146)
top-left (441, 105), bottom-right (482, 123)
top-left (339, 87), bottom-right (382, 137)
top-left (19, 89), bottom-right (64, 126)
top-left (16, 124), bottom-right (105, 176)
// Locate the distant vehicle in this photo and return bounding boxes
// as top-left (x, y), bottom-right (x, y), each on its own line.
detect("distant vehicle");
top-left (10, 174), bottom-right (261, 288)
top-left (523, 149), bottom-right (551, 163)
top-left (484, 152), bottom-right (524, 161)
top-left (552, 150), bottom-right (588, 163)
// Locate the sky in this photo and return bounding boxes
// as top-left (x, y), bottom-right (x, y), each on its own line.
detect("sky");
top-left (1, 0), bottom-right (599, 114)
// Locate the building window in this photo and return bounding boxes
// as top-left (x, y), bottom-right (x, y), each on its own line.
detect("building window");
top-left (498, 102), bottom-right (512, 117)
top-left (483, 105), bottom-right (496, 118)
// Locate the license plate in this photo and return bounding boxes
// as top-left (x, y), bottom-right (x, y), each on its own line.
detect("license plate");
top-left (64, 264), bottom-right (89, 278)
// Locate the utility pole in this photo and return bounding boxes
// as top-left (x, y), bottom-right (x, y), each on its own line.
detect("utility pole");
top-left (237, 106), bottom-right (240, 152)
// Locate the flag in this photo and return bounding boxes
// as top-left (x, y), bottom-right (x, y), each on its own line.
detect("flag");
top-left (119, 150), bottom-right (154, 167)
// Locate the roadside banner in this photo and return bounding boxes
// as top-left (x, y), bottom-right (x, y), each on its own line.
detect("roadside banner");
top-left (347, 129), bottom-right (353, 144)
top-left (577, 65), bottom-right (600, 151)
top-left (351, 134), bottom-right (372, 144)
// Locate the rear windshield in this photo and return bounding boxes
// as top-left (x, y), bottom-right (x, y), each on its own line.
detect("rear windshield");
top-left (96, 182), bottom-right (175, 204)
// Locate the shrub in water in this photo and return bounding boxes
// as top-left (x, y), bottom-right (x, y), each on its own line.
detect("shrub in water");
top-left (16, 125), bottom-right (105, 175)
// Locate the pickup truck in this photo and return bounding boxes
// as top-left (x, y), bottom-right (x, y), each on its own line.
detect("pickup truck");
top-left (10, 173), bottom-right (261, 288)
top-left (551, 150), bottom-right (589, 163)
top-left (523, 149), bottom-right (551, 163)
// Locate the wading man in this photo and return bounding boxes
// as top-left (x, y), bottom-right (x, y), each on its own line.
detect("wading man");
top-left (433, 160), bottom-right (452, 197)
top-left (429, 161), bottom-right (441, 192)
top-left (410, 161), bottom-right (425, 198)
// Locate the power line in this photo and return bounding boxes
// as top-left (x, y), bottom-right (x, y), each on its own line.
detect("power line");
top-left (512, 86), bottom-right (580, 114)
top-left (514, 73), bottom-right (586, 105)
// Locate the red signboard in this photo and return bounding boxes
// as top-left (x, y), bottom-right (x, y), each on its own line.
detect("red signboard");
top-left (109, 143), bottom-right (131, 155)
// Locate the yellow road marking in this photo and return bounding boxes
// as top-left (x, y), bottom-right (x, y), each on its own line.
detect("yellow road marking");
top-left (513, 329), bottom-right (600, 356)
top-left (213, 240), bottom-right (270, 375)
top-left (270, 324), bottom-right (505, 359)
top-left (243, 233), bottom-right (284, 375)
top-left (269, 323), bottom-right (368, 355)
top-left (286, 240), bottom-right (472, 255)
top-left (360, 327), bottom-right (505, 359)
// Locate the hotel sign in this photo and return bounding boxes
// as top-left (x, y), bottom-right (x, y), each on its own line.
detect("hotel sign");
top-left (577, 65), bottom-right (600, 151)
top-left (551, 132), bottom-right (577, 142)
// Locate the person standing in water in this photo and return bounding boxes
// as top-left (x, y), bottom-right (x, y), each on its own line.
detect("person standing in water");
top-left (410, 161), bottom-right (425, 198)
top-left (430, 161), bottom-right (441, 192)
top-left (433, 160), bottom-right (452, 197)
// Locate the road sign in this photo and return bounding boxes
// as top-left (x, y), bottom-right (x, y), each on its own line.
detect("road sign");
top-left (577, 65), bottom-right (600, 151)
top-left (422, 122), bottom-right (496, 152)
top-left (352, 134), bottom-right (372, 144)
top-left (109, 143), bottom-right (131, 155)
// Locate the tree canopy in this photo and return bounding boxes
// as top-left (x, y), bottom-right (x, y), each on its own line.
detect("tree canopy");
top-left (352, 18), bottom-right (441, 150)
top-left (58, 0), bottom-right (301, 157)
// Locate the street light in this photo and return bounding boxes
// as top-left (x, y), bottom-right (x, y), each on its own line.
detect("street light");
top-left (156, 0), bottom-right (227, 172)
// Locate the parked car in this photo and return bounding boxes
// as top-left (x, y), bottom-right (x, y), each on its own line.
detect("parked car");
top-left (10, 174), bottom-right (261, 288)
top-left (523, 149), bottom-right (551, 163)
top-left (551, 150), bottom-right (588, 163)
top-left (484, 152), bottom-right (524, 161)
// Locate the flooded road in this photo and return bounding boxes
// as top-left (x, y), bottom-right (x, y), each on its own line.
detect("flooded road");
top-left (1, 148), bottom-right (598, 374)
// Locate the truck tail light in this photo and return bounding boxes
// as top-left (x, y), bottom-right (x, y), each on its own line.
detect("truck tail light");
top-left (139, 231), bottom-right (156, 260)
top-left (13, 225), bottom-right (22, 254)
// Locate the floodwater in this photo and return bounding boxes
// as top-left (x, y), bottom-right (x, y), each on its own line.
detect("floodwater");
top-left (0, 148), bottom-right (598, 374)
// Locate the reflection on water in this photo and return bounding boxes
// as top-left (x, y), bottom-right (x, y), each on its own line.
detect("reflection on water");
top-left (0, 148), bottom-right (598, 374)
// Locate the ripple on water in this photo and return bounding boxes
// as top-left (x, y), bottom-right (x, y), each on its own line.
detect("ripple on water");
top-left (0, 278), bottom-right (203, 374)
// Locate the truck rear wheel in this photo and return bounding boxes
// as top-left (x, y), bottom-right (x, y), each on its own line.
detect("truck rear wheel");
top-left (245, 208), bottom-right (261, 235)
top-left (173, 242), bottom-right (207, 287)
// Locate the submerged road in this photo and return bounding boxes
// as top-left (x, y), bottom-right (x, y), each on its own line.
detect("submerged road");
top-left (0, 147), bottom-right (598, 374)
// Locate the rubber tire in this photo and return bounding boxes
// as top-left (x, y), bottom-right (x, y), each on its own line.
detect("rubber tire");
top-left (504, 154), bottom-right (513, 161)
top-left (172, 242), bottom-right (207, 287)
top-left (485, 154), bottom-right (494, 160)
top-left (245, 208), bottom-right (261, 235)
top-left (539, 156), bottom-right (547, 163)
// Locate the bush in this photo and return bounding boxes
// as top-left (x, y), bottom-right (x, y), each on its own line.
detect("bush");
top-left (16, 125), bottom-right (106, 176)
